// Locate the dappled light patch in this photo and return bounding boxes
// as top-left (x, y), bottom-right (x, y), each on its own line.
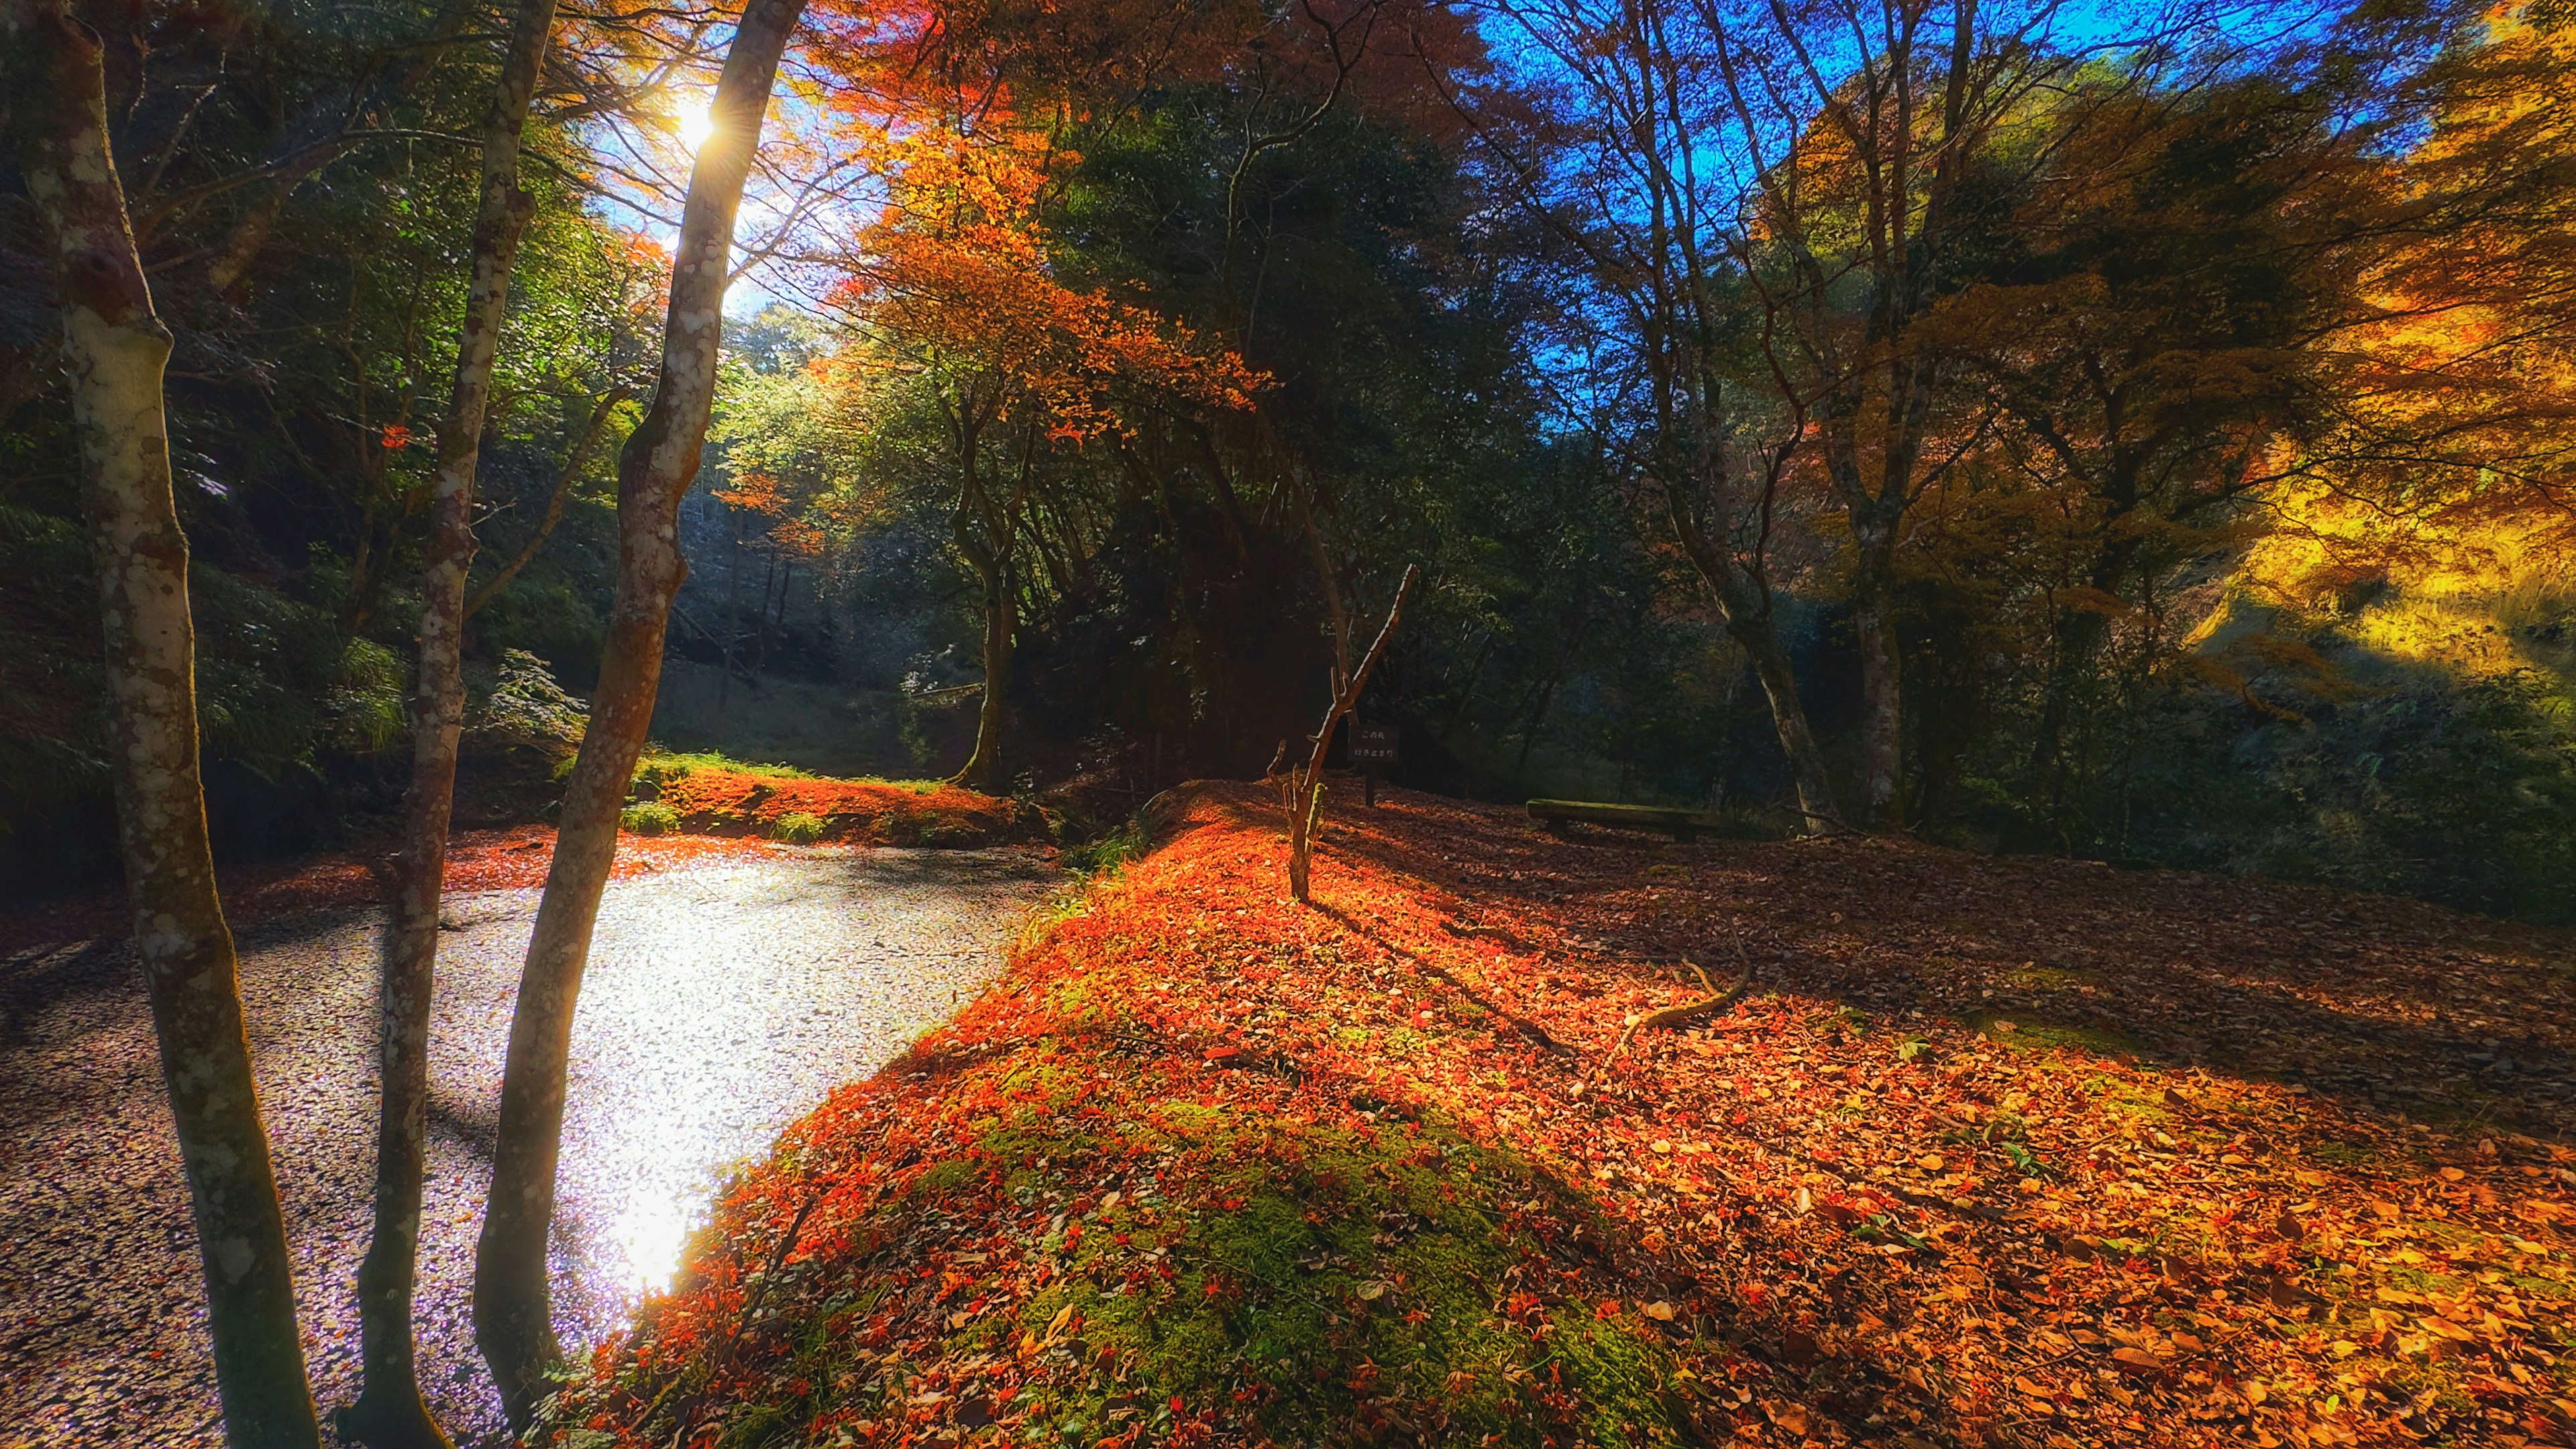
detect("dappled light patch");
top-left (547, 781), bottom-right (2576, 1447)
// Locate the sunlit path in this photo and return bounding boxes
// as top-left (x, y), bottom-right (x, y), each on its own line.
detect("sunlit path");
top-left (0, 849), bottom-right (1054, 1448)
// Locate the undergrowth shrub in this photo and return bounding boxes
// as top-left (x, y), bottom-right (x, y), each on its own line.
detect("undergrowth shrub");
top-left (769, 810), bottom-right (826, 843)
top-left (1058, 816), bottom-right (1149, 878)
top-left (2125, 668), bottom-right (2576, 923)
top-left (472, 648), bottom-right (590, 758)
top-left (620, 800), bottom-right (681, 836)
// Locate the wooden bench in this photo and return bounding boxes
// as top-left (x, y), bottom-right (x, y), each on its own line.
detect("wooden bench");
top-left (1526, 798), bottom-right (1724, 842)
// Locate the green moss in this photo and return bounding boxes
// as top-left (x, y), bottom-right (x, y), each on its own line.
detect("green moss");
top-left (2383, 1265), bottom-right (2473, 1298)
top-left (688, 1104), bottom-right (1686, 1447)
top-left (987, 1117), bottom-right (1682, 1447)
top-left (635, 749), bottom-right (817, 785)
top-left (633, 749), bottom-right (951, 792)
top-left (770, 810), bottom-right (826, 844)
top-left (1967, 1012), bottom-right (2143, 1060)
top-left (2006, 963), bottom-right (2104, 993)
top-left (620, 800), bottom-right (681, 835)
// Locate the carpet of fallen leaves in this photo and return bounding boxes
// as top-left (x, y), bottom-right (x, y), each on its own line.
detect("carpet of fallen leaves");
top-left (0, 827), bottom-right (798, 953)
top-left (548, 780), bottom-right (2576, 1449)
top-left (647, 765), bottom-right (1043, 847)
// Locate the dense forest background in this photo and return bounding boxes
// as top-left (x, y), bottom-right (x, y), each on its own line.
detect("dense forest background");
top-left (4, 0), bottom-right (2572, 921)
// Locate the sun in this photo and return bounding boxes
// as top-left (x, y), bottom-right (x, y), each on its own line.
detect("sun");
top-left (676, 99), bottom-right (714, 154)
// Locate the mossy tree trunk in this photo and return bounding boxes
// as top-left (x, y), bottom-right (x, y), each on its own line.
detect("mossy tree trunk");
top-left (7, 5), bottom-right (322, 1444)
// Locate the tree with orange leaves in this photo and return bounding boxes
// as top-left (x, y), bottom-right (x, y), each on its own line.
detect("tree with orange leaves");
top-left (829, 113), bottom-right (1264, 790)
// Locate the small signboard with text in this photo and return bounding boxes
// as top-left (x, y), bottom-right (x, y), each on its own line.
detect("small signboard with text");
top-left (1350, 723), bottom-right (1398, 765)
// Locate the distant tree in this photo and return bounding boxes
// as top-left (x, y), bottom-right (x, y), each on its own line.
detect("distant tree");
top-left (831, 117), bottom-right (1262, 789)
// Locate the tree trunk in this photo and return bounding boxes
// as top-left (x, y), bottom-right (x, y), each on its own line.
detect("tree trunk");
top-left (1849, 519), bottom-right (1902, 827)
top-left (752, 549), bottom-right (778, 674)
top-left (946, 403), bottom-right (1022, 794)
top-left (1665, 482), bottom-right (1838, 832)
top-left (8, 7), bottom-right (323, 1446)
top-left (472, 0), bottom-right (806, 1426)
top-left (348, 3), bottom-right (558, 1445)
top-left (955, 563), bottom-right (1013, 791)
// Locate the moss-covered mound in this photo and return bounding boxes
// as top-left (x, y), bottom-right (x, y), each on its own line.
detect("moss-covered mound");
top-left (629, 755), bottom-right (1041, 848)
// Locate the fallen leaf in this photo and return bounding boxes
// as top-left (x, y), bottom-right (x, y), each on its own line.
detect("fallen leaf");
top-left (2110, 1347), bottom-right (2165, 1377)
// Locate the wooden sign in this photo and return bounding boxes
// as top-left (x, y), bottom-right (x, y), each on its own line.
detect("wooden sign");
top-left (1350, 723), bottom-right (1399, 765)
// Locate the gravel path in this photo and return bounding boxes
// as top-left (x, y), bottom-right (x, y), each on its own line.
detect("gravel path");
top-left (0, 848), bottom-right (1057, 1448)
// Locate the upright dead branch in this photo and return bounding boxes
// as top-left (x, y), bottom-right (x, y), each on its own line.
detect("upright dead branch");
top-left (1287, 564), bottom-right (1419, 902)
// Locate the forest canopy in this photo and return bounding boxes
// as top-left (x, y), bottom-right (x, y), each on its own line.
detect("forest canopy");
top-left (3, 0), bottom-right (2572, 922)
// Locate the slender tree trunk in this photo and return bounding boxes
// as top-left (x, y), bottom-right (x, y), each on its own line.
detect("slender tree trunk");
top-left (1735, 620), bottom-right (1834, 830)
top-left (946, 406), bottom-right (1018, 793)
top-left (1849, 519), bottom-right (1902, 827)
top-left (349, 3), bottom-right (558, 1445)
top-left (1666, 483), bottom-right (1837, 831)
top-left (1294, 479), bottom-right (1352, 686)
top-left (463, 384), bottom-right (627, 621)
top-left (718, 508), bottom-right (741, 718)
top-left (753, 549), bottom-right (778, 673)
top-left (472, 0), bottom-right (806, 1426)
top-left (7, 7), bottom-right (323, 1446)
top-left (957, 568), bottom-right (1012, 790)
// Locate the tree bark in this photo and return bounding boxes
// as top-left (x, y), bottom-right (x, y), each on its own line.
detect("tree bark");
top-left (7, 7), bottom-right (323, 1446)
top-left (947, 402), bottom-right (1026, 794)
top-left (1848, 517), bottom-right (1902, 827)
top-left (1665, 482), bottom-right (1838, 833)
top-left (348, 3), bottom-right (559, 1445)
top-left (954, 555), bottom-right (1014, 790)
top-left (472, 0), bottom-right (806, 1427)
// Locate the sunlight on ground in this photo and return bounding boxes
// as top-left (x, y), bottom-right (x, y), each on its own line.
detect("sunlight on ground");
top-left (608, 1189), bottom-right (701, 1298)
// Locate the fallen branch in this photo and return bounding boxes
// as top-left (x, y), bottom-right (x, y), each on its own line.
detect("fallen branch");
top-left (1585, 959), bottom-right (1752, 1086)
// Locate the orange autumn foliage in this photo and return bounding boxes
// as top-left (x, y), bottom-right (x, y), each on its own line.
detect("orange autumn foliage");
top-left (549, 779), bottom-right (2576, 1448)
top-left (835, 121), bottom-right (1265, 439)
top-left (643, 764), bottom-right (1042, 846)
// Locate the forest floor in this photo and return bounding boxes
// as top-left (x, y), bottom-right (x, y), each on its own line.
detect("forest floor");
top-left (553, 778), bottom-right (2576, 1449)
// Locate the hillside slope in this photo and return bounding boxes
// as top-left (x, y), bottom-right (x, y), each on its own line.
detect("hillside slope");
top-left (551, 781), bottom-right (2576, 1448)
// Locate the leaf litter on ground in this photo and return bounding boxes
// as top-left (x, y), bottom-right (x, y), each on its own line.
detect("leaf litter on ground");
top-left (543, 780), bottom-right (2576, 1448)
